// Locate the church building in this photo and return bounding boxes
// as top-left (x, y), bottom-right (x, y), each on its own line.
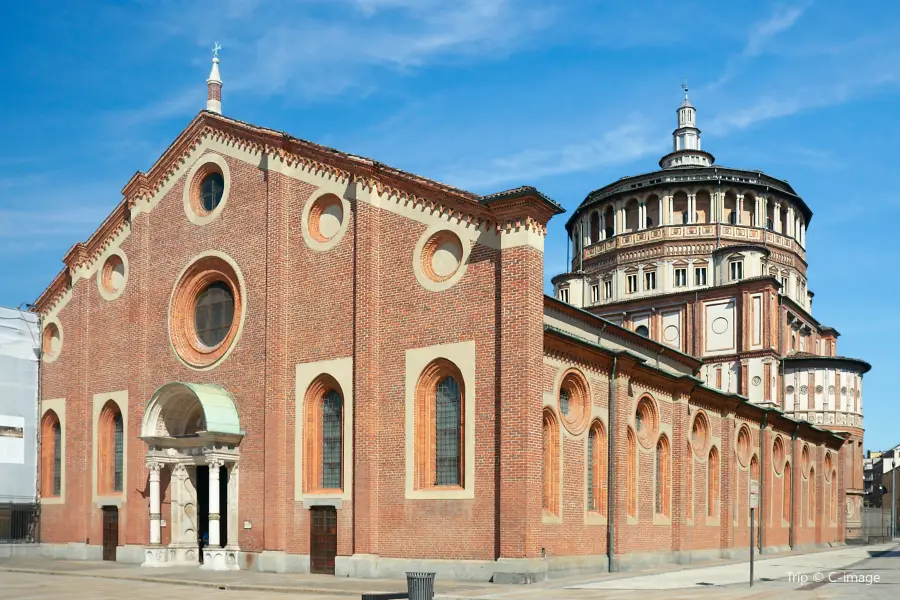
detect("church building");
top-left (33, 55), bottom-right (854, 582)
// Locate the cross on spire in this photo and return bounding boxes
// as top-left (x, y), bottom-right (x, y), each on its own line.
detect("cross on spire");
top-left (213, 42), bottom-right (222, 59)
top-left (682, 80), bottom-right (689, 99)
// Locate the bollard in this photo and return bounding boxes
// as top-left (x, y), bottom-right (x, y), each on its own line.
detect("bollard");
top-left (406, 571), bottom-right (436, 600)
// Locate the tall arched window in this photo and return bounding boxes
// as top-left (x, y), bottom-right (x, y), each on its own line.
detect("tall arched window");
top-left (656, 435), bottom-right (671, 518)
top-left (303, 376), bottom-right (344, 492)
top-left (414, 360), bottom-right (464, 490)
top-left (589, 211), bottom-right (600, 244)
top-left (542, 408), bottom-right (559, 515)
top-left (98, 401), bottom-right (124, 494)
top-left (686, 443), bottom-right (693, 520)
top-left (831, 470), bottom-right (838, 523)
top-left (783, 461), bottom-right (792, 522)
top-left (587, 421), bottom-right (606, 516)
top-left (626, 427), bottom-right (637, 517)
top-left (708, 447), bottom-right (719, 517)
top-left (41, 411), bottom-right (62, 497)
top-left (809, 467), bottom-right (816, 522)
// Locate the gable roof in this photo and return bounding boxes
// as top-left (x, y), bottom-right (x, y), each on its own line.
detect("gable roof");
top-left (33, 110), bottom-right (563, 314)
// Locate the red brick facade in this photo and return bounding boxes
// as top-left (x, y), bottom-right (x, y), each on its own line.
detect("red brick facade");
top-left (34, 111), bottom-right (845, 580)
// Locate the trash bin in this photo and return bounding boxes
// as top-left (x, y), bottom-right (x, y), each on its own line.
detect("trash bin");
top-left (406, 571), bottom-right (436, 600)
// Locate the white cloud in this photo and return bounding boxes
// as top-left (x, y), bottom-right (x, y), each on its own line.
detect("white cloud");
top-left (441, 121), bottom-right (664, 190)
top-left (743, 3), bottom-right (811, 57)
top-left (155, 0), bottom-right (554, 101)
top-left (708, 2), bottom-right (812, 90)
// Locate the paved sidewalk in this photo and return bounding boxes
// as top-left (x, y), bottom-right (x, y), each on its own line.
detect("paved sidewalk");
top-left (1, 544), bottom-right (896, 600)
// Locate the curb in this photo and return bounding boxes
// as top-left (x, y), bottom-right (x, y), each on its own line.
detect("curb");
top-left (0, 566), bottom-right (361, 597)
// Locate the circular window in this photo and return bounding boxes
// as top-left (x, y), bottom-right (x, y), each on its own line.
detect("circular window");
top-left (308, 194), bottom-right (344, 243)
top-left (815, 385), bottom-right (823, 394)
top-left (786, 385), bottom-right (795, 394)
top-left (199, 172), bottom-right (224, 213)
top-left (183, 154), bottom-right (231, 225)
top-left (422, 231), bottom-right (464, 283)
top-left (773, 437), bottom-right (785, 475)
top-left (800, 385), bottom-right (809, 395)
top-left (841, 386), bottom-right (847, 395)
top-left (691, 411), bottom-right (710, 458)
top-left (42, 322), bottom-right (62, 361)
top-left (828, 385), bottom-right (835, 395)
top-left (736, 425), bottom-right (751, 467)
top-left (635, 396), bottom-right (659, 449)
top-left (98, 252), bottom-right (128, 300)
top-left (169, 253), bottom-right (245, 369)
top-left (752, 376), bottom-right (762, 386)
top-left (558, 369), bottom-right (590, 435)
top-left (194, 282), bottom-right (234, 347)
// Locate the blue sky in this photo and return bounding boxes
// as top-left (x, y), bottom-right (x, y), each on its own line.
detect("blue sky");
top-left (1, 1), bottom-right (897, 450)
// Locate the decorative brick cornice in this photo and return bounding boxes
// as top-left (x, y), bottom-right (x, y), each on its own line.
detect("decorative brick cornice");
top-left (32, 268), bottom-right (71, 316)
top-left (34, 109), bottom-right (560, 315)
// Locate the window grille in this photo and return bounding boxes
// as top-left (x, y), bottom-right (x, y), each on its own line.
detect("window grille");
top-left (559, 388), bottom-right (570, 417)
top-left (200, 172), bottom-right (225, 212)
top-left (321, 390), bottom-right (342, 489)
top-left (587, 428), bottom-right (597, 511)
top-left (195, 282), bottom-right (234, 347)
top-left (435, 377), bottom-right (461, 486)
top-left (53, 422), bottom-right (61, 497)
top-left (113, 413), bottom-right (124, 492)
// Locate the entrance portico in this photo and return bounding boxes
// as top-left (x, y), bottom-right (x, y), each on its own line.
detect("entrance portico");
top-left (139, 382), bottom-right (244, 570)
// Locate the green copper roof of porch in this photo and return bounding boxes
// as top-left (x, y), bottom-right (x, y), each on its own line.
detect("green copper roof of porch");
top-left (168, 381), bottom-right (243, 435)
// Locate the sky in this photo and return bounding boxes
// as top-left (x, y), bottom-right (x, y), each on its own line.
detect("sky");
top-left (0, 1), bottom-right (897, 450)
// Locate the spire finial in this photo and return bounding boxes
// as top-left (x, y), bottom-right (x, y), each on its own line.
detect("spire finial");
top-left (682, 79), bottom-right (689, 99)
top-left (207, 42), bottom-right (223, 114)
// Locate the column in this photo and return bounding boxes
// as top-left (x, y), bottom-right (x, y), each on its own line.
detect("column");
top-left (736, 194), bottom-right (744, 226)
top-left (658, 196), bottom-right (664, 227)
top-left (666, 194), bottom-right (674, 225)
top-left (638, 201), bottom-right (646, 230)
top-left (773, 201), bottom-right (782, 233)
top-left (759, 196), bottom-right (767, 228)
top-left (786, 206), bottom-right (795, 237)
top-left (207, 458), bottom-right (223, 548)
top-left (688, 194), bottom-right (696, 224)
top-left (600, 213), bottom-right (606, 240)
top-left (148, 461), bottom-right (162, 545)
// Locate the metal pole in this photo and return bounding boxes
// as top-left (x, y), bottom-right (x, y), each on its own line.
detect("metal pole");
top-left (750, 507), bottom-right (755, 587)
top-left (893, 466), bottom-right (897, 539)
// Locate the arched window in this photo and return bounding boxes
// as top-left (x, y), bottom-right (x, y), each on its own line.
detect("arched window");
top-left (656, 435), bottom-right (671, 518)
top-left (635, 325), bottom-right (649, 337)
top-left (784, 461), bottom-right (792, 522)
top-left (626, 427), bottom-right (637, 518)
top-left (604, 205), bottom-right (615, 238)
top-left (809, 467), bottom-right (816, 522)
top-left (542, 408), bottom-right (560, 514)
top-left (98, 401), bottom-right (124, 494)
top-left (686, 443), bottom-right (693, 520)
top-left (587, 421), bottom-right (606, 516)
top-left (831, 470), bottom-right (838, 523)
top-left (415, 360), bottom-right (464, 489)
top-left (708, 447), bottom-right (719, 517)
top-left (41, 411), bottom-right (62, 497)
top-left (590, 211), bottom-right (600, 244)
top-left (303, 377), bottom-right (345, 492)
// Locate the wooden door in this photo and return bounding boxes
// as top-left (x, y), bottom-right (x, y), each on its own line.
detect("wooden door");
top-left (102, 506), bottom-right (118, 561)
top-left (309, 506), bottom-right (337, 575)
